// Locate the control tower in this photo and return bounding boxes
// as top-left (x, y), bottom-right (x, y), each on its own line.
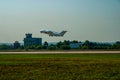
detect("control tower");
top-left (24, 33), bottom-right (42, 47)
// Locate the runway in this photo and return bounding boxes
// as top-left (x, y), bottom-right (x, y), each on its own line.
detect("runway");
top-left (0, 51), bottom-right (120, 54)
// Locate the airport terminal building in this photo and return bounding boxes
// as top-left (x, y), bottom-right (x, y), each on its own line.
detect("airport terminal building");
top-left (24, 33), bottom-right (42, 47)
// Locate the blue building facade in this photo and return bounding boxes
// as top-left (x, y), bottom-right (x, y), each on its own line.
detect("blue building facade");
top-left (24, 34), bottom-right (42, 47)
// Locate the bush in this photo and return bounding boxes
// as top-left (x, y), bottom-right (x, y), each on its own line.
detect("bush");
top-left (81, 45), bottom-right (89, 49)
top-left (0, 45), bottom-right (10, 50)
top-left (60, 45), bottom-right (71, 50)
top-left (35, 45), bottom-right (42, 50)
top-left (48, 45), bottom-right (57, 50)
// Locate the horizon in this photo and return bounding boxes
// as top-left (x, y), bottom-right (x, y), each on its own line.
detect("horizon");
top-left (0, 0), bottom-right (120, 43)
top-left (0, 41), bottom-right (116, 45)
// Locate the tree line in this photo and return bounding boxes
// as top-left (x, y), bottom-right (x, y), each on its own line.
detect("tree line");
top-left (0, 40), bottom-right (120, 50)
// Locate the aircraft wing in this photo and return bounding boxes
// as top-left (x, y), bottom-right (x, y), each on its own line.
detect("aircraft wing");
top-left (40, 30), bottom-right (67, 37)
top-left (47, 31), bottom-right (54, 36)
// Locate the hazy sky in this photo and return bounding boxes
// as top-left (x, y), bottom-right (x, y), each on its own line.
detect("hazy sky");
top-left (0, 0), bottom-right (120, 43)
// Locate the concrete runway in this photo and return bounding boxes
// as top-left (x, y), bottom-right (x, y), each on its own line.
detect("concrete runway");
top-left (0, 51), bottom-right (120, 54)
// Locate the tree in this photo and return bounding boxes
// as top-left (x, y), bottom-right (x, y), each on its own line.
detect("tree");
top-left (63, 40), bottom-right (70, 45)
top-left (60, 45), bottom-right (71, 50)
top-left (35, 45), bottom-right (42, 50)
top-left (44, 41), bottom-right (48, 46)
top-left (71, 40), bottom-right (79, 43)
top-left (0, 44), bottom-right (10, 50)
top-left (43, 41), bottom-right (48, 49)
top-left (48, 45), bottom-right (57, 50)
top-left (82, 40), bottom-right (90, 49)
top-left (116, 41), bottom-right (120, 44)
top-left (81, 45), bottom-right (89, 49)
top-left (112, 41), bottom-right (120, 49)
top-left (56, 41), bottom-right (63, 48)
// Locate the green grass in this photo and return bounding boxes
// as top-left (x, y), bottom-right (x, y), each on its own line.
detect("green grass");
top-left (0, 53), bottom-right (120, 59)
top-left (0, 53), bottom-right (120, 80)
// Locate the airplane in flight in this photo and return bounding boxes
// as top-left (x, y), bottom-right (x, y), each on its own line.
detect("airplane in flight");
top-left (40, 29), bottom-right (67, 37)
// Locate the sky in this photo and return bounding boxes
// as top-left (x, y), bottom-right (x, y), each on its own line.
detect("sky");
top-left (0, 0), bottom-right (120, 43)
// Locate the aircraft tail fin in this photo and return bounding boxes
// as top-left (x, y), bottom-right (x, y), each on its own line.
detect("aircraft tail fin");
top-left (60, 30), bottom-right (67, 36)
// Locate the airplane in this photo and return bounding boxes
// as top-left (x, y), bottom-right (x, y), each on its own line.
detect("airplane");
top-left (40, 29), bottom-right (67, 37)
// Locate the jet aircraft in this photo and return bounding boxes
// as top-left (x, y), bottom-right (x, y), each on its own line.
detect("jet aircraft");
top-left (40, 29), bottom-right (67, 37)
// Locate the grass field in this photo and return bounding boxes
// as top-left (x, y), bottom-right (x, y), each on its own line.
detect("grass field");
top-left (0, 53), bottom-right (120, 80)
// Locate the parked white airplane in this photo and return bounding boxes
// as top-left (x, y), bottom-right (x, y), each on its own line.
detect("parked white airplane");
top-left (40, 29), bottom-right (67, 37)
